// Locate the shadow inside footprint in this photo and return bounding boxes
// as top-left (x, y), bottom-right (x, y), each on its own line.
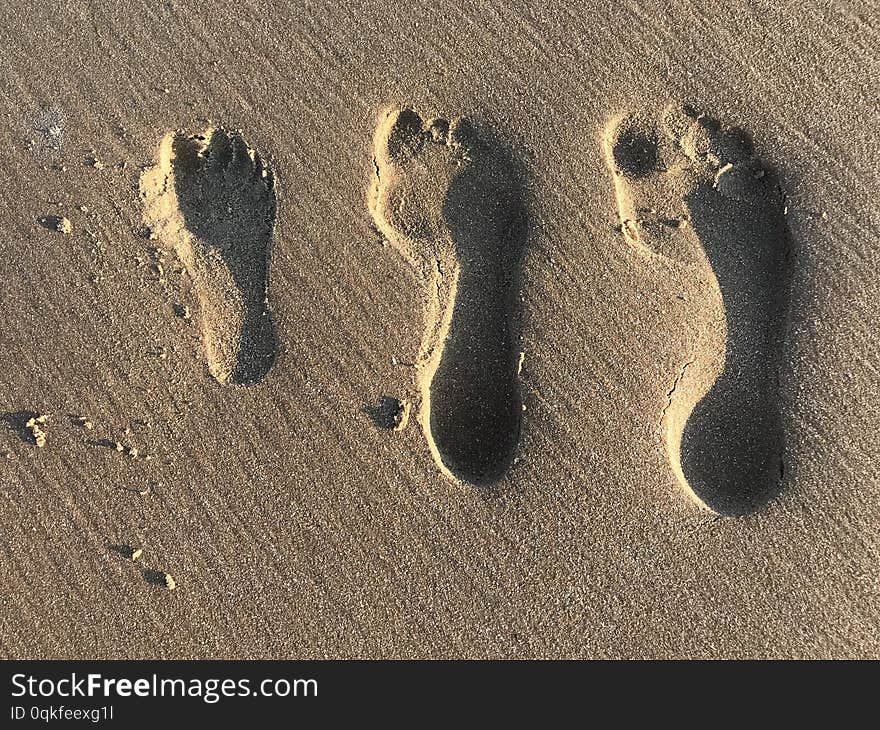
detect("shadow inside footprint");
top-left (680, 132), bottom-right (793, 515)
top-left (171, 129), bottom-right (277, 385)
top-left (370, 110), bottom-right (530, 486)
top-left (606, 109), bottom-right (796, 515)
top-left (430, 126), bottom-right (529, 485)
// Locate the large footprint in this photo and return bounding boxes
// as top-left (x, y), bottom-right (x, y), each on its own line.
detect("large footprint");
top-left (140, 127), bottom-right (277, 385)
top-left (604, 105), bottom-right (793, 515)
top-left (369, 109), bottom-right (528, 485)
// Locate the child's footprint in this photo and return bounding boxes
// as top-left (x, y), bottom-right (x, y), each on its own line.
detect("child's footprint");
top-left (140, 127), bottom-right (277, 385)
top-left (605, 105), bottom-right (793, 515)
top-left (369, 109), bottom-right (528, 485)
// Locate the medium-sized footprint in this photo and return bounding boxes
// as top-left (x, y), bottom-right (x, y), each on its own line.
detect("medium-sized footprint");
top-left (605, 105), bottom-right (793, 515)
top-left (140, 127), bottom-right (277, 385)
top-left (369, 109), bottom-right (528, 485)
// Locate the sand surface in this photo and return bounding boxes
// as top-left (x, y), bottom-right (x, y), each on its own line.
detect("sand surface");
top-left (0, 0), bottom-right (878, 658)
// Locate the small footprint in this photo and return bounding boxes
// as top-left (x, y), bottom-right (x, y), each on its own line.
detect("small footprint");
top-left (605, 105), bottom-right (793, 515)
top-left (140, 127), bottom-right (277, 385)
top-left (369, 109), bottom-right (528, 485)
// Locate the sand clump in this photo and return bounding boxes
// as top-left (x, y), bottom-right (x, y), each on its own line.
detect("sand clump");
top-left (25, 415), bottom-right (50, 447)
top-left (40, 215), bottom-right (72, 234)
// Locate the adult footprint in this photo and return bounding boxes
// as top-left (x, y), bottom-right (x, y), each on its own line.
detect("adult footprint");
top-left (369, 109), bottom-right (528, 485)
top-left (605, 106), bottom-right (793, 515)
top-left (140, 127), bottom-right (277, 385)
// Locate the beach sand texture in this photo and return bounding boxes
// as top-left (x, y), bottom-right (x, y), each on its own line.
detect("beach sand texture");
top-left (0, 0), bottom-right (877, 658)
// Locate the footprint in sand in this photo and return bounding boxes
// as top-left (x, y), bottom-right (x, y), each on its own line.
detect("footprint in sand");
top-left (140, 127), bottom-right (277, 385)
top-left (604, 105), bottom-right (793, 515)
top-left (369, 109), bottom-right (528, 485)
